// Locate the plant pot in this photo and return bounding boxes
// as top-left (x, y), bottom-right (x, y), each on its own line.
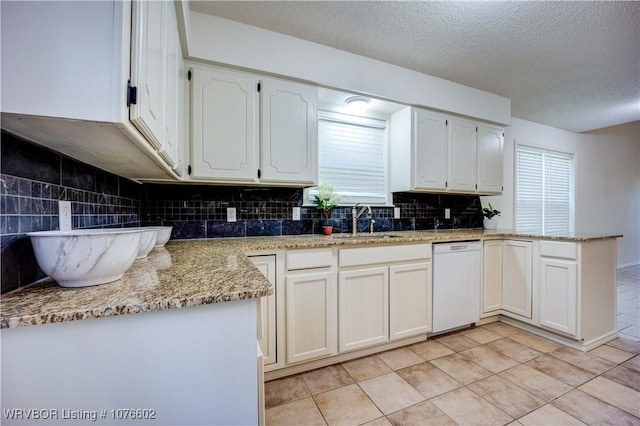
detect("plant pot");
top-left (483, 218), bottom-right (498, 230)
top-left (322, 225), bottom-right (333, 235)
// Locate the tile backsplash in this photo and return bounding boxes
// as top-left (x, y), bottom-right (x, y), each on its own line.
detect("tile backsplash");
top-left (140, 184), bottom-right (483, 239)
top-left (1, 132), bottom-right (140, 293)
top-left (1, 132), bottom-right (483, 293)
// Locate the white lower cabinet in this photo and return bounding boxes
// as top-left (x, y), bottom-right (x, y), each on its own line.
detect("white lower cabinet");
top-left (339, 267), bottom-right (389, 352)
top-left (285, 270), bottom-right (337, 364)
top-left (389, 262), bottom-right (432, 340)
top-left (538, 257), bottom-right (578, 336)
top-left (250, 255), bottom-right (277, 367)
top-left (482, 240), bottom-right (503, 315)
top-left (338, 244), bottom-right (432, 353)
top-left (502, 240), bottom-right (533, 319)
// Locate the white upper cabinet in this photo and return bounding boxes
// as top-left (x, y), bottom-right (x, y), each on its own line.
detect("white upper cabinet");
top-left (130, 0), bottom-right (165, 150)
top-left (1, 0), bottom-right (183, 181)
top-left (188, 65), bottom-right (317, 186)
top-left (190, 66), bottom-right (259, 181)
top-left (477, 125), bottom-right (504, 193)
top-left (390, 107), bottom-right (503, 195)
top-left (260, 80), bottom-right (317, 185)
top-left (414, 109), bottom-right (449, 191)
top-left (159, 2), bottom-right (183, 169)
top-left (448, 118), bottom-right (478, 193)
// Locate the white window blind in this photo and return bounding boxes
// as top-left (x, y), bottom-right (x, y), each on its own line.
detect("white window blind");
top-left (515, 146), bottom-right (574, 234)
top-left (310, 111), bottom-right (388, 205)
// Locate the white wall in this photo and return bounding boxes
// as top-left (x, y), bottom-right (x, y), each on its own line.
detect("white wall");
top-left (185, 12), bottom-right (511, 126)
top-left (483, 118), bottom-right (640, 268)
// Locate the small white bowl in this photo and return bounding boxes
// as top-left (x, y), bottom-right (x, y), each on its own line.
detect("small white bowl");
top-left (135, 228), bottom-right (158, 259)
top-left (152, 226), bottom-right (173, 248)
top-left (27, 229), bottom-right (141, 287)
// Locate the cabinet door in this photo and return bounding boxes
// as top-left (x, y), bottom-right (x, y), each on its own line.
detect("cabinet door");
top-left (339, 267), bottom-right (389, 352)
top-left (250, 256), bottom-right (277, 366)
top-left (502, 240), bottom-right (533, 319)
top-left (477, 125), bottom-right (504, 194)
top-left (389, 262), bottom-right (432, 340)
top-left (539, 258), bottom-right (578, 336)
top-left (159, 3), bottom-right (182, 169)
top-left (190, 67), bottom-right (258, 181)
top-left (260, 79), bottom-right (317, 185)
top-left (448, 118), bottom-right (477, 192)
top-left (413, 109), bottom-right (448, 190)
top-left (482, 240), bottom-right (503, 314)
top-left (130, 0), bottom-right (166, 149)
top-left (286, 271), bottom-right (337, 364)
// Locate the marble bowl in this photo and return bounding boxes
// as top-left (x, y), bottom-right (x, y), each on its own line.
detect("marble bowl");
top-left (136, 228), bottom-right (158, 259)
top-left (27, 229), bottom-right (141, 287)
top-left (152, 226), bottom-right (173, 248)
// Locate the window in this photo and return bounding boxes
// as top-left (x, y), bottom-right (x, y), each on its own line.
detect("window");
top-left (307, 111), bottom-right (389, 205)
top-left (515, 145), bottom-right (574, 234)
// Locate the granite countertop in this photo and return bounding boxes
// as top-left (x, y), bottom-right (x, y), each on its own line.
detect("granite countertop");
top-left (0, 229), bottom-right (621, 329)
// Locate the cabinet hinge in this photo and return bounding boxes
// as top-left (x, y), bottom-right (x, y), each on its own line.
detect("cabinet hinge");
top-left (503, 132), bottom-right (505, 137)
top-left (476, 126), bottom-right (478, 132)
top-left (445, 119), bottom-right (448, 126)
top-left (127, 80), bottom-right (137, 107)
top-left (188, 165), bottom-right (192, 175)
top-left (187, 70), bottom-right (192, 81)
top-left (445, 181), bottom-right (448, 188)
top-left (257, 169), bottom-right (261, 179)
top-left (257, 82), bottom-right (261, 92)
top-left (475, 184), bottom-right (478, 190)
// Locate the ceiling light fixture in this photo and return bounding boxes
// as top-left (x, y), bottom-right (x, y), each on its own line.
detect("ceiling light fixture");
top-left (345, 95), bottom-right (371, 112)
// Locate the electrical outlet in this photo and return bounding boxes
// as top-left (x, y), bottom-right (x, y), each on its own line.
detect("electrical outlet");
top-left (394, 207), bottom-right (401, 219)
top-left (227, 207), bottom-right (237, 223)
top-left (292, 207), bottom-right (301, 221)
top-left (444, 208), bottom-right (451, 219)
top-left (59, 200), bottom-right (72, 231)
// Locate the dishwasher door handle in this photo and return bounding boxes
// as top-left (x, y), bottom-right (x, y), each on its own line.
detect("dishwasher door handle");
top-left (449, 245), bottom-right (469, 251)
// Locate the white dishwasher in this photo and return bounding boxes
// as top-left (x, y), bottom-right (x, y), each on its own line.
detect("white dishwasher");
top-left (432, 241), bottom-right (481, 334)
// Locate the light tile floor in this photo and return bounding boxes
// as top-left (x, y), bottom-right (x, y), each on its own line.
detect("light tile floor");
top-left (265, 265), bottom-right (640, 425)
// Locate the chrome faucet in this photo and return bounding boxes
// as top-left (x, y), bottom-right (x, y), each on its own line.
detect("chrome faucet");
top-left (351, 203), bottom-right (372, 235)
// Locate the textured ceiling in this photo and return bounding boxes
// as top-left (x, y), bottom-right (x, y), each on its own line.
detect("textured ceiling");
top-left (189, 1), bottom-right (640, 133)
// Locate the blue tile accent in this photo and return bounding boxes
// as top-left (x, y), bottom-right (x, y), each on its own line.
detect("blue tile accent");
top-left (282, 220), bottom-right (314, 235)
top-left (246, 220), bottom-right (282, 237)
top-left (207, 221), bottom-right (247, 238)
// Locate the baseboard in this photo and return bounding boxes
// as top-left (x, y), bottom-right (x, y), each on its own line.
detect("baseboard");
top-left (500, 316), bottom-right (618, 352)
top-left (617, 261), bottom-right (640, 269)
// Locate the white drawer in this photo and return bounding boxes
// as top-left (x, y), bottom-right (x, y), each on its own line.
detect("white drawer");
top-left (539, 240), bottom-right (577, 260)
top-left (287, 248), bottom-right (333, 270)
top-left (339, 243), bottom-right (431, 268)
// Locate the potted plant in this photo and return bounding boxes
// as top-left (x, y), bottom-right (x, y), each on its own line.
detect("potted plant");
top-left (482, 202), bottom-right (501, 230)
top-left (313, 183), bottom-right (341, 235)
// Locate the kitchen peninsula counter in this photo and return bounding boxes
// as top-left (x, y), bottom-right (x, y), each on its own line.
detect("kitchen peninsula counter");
top-left (1, 229), bottom-right (621, 329)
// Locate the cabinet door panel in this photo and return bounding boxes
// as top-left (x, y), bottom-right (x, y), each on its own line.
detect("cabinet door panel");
top-left (482, 240), bottom-right (503, 314)
top-left (389, 262), bottom-right (431, 340)
top-left (159, 3), bottom-right (181, 169)
top-left (477, 125), bottom-right (504, 193)
top-left (190, 67), bottom-right (258, 181)
top-left (339, 267), bottom-right (389, 352)
top-left (502, 240), bottom-right (533, 319)
top-left (261, 80), bottom-right (317, 184)
top-left (286, 271), bottom-right (336, 364)
top-left (539, 258), bottom-right (578, 336)
top-left (250, 256), bottom-right (277, 366)
top-left (413, 109), bottom-right (448, 190)
top-left (130, 0), bottom-right (166, 149)
top-left (448, 118), bottom-right (477, 192)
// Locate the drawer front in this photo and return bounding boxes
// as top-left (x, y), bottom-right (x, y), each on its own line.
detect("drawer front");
top-left (539, 240), bottom-right (577, 259)
top-left (339, 243), bottom-right (431, 268)
top-left (287, 248), bottom-right (333, 270)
